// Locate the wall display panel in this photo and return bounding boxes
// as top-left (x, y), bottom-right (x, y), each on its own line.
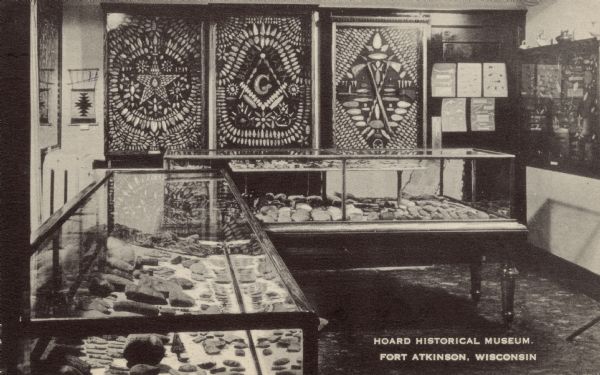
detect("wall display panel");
top-left (37, 0), bottom-right (61, 148)
top-left (519, 39), bottom-right (600, 176)
top-left (106, 13), bottom-right (205, 155)
top-left (332, 17), bottom-right (428, 149)
top-left (215, 15), bottom-right (313, 148)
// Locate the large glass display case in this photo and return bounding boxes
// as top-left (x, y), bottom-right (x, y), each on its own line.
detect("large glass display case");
top-left (164, 148), bottom-right (526, 235)
top-left (25, 170), bottom-right (318, 375)
top-left (519, 38), bottom-right (600, 177)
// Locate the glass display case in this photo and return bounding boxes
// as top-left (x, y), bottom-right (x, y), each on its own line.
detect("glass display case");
top-left (519, 38), bottom-right (600, 177)
top-left (25, 170), bottom-right (318, 375)
top-left (164, 148), bottom-right (527, 235)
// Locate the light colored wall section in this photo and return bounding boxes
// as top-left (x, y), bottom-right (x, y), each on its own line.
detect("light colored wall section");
top-left (65, 0), bottom-right (523, 10)
top-left (326, 160), bottom-right (464, 199)
top-left (61, 2), bottom-right (104, 157)
top-left (527, 167), bottom-right (600, 275)
top-left (525, 0), bottom-right (600, 47)
top-left (524, 0), bottom-right (600, 276)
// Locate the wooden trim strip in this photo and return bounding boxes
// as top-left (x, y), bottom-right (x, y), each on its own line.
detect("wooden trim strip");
top-left (30, 171), bottom-right (112, 250)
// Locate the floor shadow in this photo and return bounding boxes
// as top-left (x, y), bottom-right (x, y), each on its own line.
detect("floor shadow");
top-left (296, 271), bottom-right (499, 331)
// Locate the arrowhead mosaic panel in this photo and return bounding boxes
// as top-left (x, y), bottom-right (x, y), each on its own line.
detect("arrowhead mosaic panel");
top-left (334, 24), bottom-right (423, 148)
top-left (216, 16), bottom-right (313, 148)
top-left (106, 14), bottom-right (205, 154)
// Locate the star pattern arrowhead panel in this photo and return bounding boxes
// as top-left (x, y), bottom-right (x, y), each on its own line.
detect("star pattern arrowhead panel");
top-left (106, 15), bottom-right (205, 154)
top-left (334, 25), bottom-right (422, 149)
top-left (216, 16), bottom-right (312, 148)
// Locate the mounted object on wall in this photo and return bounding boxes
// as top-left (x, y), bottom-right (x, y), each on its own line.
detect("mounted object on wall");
top-left (68, 69), bottom-right (99, 126)
top-left (106, 13), bottom-right (205, 155)
top-left (214, 14), bottom-right (315, 148)
top-left (332, 15), bottom-right (429, 149)
top-left (37, 0), bottom-right (61, 148)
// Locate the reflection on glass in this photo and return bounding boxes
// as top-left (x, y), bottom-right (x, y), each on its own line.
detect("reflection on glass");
top-left (165, 147), bottom-right (508, 159)
top-left (30, 172), bottom-right (301, 321)
top-left (29, 329), bottom-right (303, 375)
top-left (228, 239), bottom-right (298, 313)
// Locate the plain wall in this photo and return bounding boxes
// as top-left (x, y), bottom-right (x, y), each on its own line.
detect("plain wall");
top-left (61, 2), bottom-right (104, 157)
top-left (524, 0), bottom-right (600, 47)
top-left (527, 167), bottom-right (600, 275)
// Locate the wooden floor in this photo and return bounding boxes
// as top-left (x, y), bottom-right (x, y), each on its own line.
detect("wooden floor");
top-left (286, 247), bottom-right (600, 374)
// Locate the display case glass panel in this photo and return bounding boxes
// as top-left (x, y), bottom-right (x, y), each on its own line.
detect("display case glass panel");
top-left (26, 329), bottom-right (304, 375)
top-left (29, 171), bottom-right (310, 321)
top-left (164, 148), bottom-right (523, 233)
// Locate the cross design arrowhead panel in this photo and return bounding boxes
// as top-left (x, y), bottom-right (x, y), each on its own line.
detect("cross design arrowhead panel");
top-left (334, 24), bottom-right (423, 149)
top-left (106, 14), bottom-right (205, 154)
top-left (216, 15), bottom-right (313, 148)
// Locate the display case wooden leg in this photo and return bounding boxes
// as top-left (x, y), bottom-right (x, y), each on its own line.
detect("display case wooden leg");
top-left (501, 262), bottom-right (518, 327)
top-left (321, 171), bottom-right (327, 201)
top-left (302, 319), bottom-right (320, 375)
top-left (470, 256), bottom-right (483, 303)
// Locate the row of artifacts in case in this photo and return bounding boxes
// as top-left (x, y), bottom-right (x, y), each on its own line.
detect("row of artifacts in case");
top-left (250, 192), bottom-right (501, 223)
top-left (33, 223), bottom-right (298, 320)
top-left (228, 159), bottom-right (422, 171)
top-left (106, 13), bottom-right (426, 154)
top-left (34, 329), bottom-right (303, 374)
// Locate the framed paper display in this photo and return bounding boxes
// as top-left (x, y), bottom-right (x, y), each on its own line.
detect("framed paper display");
top-left (213, 13), bottom-right (316, 149)
top-left (441, 98), bottom-right (467, 132)
top-left (457, 62), bottom-right (482, 97)
top-left (470, 98), bottom-right (496, 131)
top-left (483, 63), bottom-right (507, 97)
top-left (332, 15), bottom-right (430, 149)
top-left (105, 12), bottom-right (206, 155)
top-left (431, 63), bottom-right (456, 97)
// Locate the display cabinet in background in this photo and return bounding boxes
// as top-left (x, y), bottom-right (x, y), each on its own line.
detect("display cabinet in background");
top-left (164, 148), bottom-right (524, 235)
top-left (519, 38), bottom-right (600, 177)
top-left (24, 170), bottom-right (318, 375)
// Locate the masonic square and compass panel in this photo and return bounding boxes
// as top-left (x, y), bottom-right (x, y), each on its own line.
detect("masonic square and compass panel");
top-left (215, 15), bottom-right (313, 148)
top-left (106, 13), bottom-right (205, 154)
top-left (333, 21), bottom-right (425, 149)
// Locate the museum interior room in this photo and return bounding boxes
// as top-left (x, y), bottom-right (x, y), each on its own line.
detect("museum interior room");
top-left (2, 0), bottom-right (600, 374)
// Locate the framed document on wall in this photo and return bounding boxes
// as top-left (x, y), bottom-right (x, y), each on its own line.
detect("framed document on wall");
top-left (331, 15), bottom-right (430, 149)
